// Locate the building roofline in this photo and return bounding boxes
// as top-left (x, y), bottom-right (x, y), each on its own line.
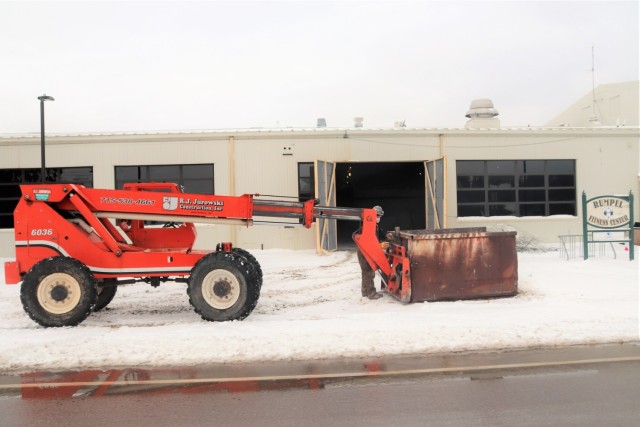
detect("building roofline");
top-left (1, 125), bottom-right (638, 146)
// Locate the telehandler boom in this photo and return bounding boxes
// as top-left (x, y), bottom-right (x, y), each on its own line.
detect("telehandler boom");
top-left (4, 183), bottom-right (411, 327)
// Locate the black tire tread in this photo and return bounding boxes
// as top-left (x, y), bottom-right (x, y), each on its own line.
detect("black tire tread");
top-left (94, 280), bottom-right (118, 312)
top-left (232, 248), bottom-right (263, 290)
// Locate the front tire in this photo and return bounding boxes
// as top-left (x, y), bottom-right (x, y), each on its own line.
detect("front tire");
top-left (232, 248), bottom-right (263, 290)
top-left (188, 252), bottom-right (259, 322)
top-left (20, 257), bottom-right (97, 327)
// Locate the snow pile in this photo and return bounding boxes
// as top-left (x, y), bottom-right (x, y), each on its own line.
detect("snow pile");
top-left (0, 249), bottom-right (638, 373)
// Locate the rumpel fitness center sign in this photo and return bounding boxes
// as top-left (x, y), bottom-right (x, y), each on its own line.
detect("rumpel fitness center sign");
top-left (582, 192), bottom-right (634, 261)
top-left (586, 196), bottom-right (631, 228)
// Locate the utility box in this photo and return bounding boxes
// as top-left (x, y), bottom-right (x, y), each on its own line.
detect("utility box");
top-left (397, 227), bottom-right (518, 302)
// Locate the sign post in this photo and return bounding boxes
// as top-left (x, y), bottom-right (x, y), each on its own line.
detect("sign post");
top-left (582, 192), bottom-right (634, 261)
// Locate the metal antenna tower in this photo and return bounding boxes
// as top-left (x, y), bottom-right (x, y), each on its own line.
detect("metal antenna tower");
top-left (589, 44), bottom-right (599, 124)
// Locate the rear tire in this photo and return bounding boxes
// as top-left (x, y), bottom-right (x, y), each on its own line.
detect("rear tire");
top-left (188, 252), bottom-right (259, 321)
top-left (20, 257), bottom-right (97, 327)
top-left (94, 280), bottom-right (118, 312)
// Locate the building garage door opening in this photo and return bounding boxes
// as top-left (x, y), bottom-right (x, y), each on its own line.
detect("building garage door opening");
top-left (335, 162), bottom-right (426, 249)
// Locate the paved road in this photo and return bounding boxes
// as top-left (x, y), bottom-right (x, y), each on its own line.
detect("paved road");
top-left (1, 344), bottom-right (639, 426)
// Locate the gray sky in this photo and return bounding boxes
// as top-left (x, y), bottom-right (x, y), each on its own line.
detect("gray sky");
top-left (1, 0), bottom-right (638, 133)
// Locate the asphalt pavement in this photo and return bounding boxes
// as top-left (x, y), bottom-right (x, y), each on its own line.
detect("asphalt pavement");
top-left (0, 342), bottom-right (638, 397)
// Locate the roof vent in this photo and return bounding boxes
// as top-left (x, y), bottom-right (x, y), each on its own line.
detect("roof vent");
top-left (354, 117), bottom-right (363, 128)
top-left (465, 99), bottom-right (500, 128)
top-left (466, 99), bottom-right (499, 118)
top-left (317, 118), bottom-right (327, 128)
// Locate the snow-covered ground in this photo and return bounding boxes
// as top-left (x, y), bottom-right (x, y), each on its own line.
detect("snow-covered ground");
top-left (0, 247), bottom-right (638, 373)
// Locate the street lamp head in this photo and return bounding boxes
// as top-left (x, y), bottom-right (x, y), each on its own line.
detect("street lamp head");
top-left (38, 94), bottom-right (55, 102)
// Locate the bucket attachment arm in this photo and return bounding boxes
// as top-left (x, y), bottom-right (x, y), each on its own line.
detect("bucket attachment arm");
top-left (314, 205), bottom-right (412, 302)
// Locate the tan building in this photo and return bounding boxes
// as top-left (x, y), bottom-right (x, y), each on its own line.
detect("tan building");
top-left (546, 80), bottom-right (639, 127)
top-left (1, 86), bottom-right (639, 257)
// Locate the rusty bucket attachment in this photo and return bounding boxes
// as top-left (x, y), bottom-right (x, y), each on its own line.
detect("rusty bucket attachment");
top-left (386, 227), bottom-right (518, 303)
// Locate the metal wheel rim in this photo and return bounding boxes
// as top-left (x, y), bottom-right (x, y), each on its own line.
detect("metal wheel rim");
top-left (202, 269), bottom-right (240, 309)
top-left (36, 273), bottom-right (82, 315)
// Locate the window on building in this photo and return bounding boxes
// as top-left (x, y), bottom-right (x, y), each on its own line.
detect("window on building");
top-left (0, 167), bottom-right (93, 229)
top-left (298, 162), bottom-right (315, 201)
top-left (456, 160), bottom-right (576, 217)
top-left (114, 164), bottom-right (214, 194)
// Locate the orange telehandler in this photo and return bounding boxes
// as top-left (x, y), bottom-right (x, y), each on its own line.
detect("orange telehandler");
top-left (4, 183), bottom-right (411, 327)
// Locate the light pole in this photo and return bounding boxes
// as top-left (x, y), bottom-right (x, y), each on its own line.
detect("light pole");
top-left (38, 94), bottom-right (55, 182)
